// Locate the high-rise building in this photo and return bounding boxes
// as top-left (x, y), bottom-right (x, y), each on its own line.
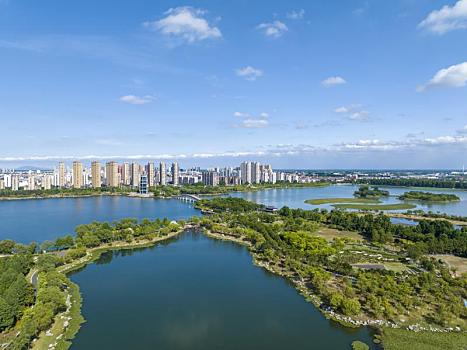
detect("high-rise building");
top-left (91, 161), bottom-right (101, 188)
top-left (42, 175), bottom-right (52, 190)
top-left (139, 174), bottom-right (148, 194)
top-left (0, 179), bottom-right (4, 190)
top-left (72, 161), bottom-right (83, 188)
top-left (58, 162), bottom-right (66, 188)
top-left (131, 162), bottom-right (140, 188)
top-left (240, 161), bottom-right (252, 184)
top-left (146, 162), bottom-right (155, 187)
top-left (28, 175), bottom-right (35, 191)
top-left (122, 162), bottom-right (131, 186)
top-left (252, 162), bottom-right (261, 184)
top-left (106, 161), bottom-right (119, 187)
top-left (159, 162), bottom-right (166, 185)
top-left (202, 171), bottom-right (219, 186)
top-left (171, 162), bottom-right (179, 186)
top-left (11, 174), bottom-right (19, 191)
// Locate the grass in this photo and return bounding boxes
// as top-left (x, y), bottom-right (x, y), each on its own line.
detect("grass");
top-left (432, 254), bottom-right (467, 276)
top-left (332, 203), bottom-right (417, 211)
top-left (380, 328), bottom-right (467, 350)
top-left (305, 197), bottom-right (381, 205)
top-left (315, 227), bottom-right (364, 241)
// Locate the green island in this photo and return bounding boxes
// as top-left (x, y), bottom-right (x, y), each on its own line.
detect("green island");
top-left (354, 185), bottom-right (390, 199)
top-left (333, 203), bottom-right (417, 211)
top-left (399, 191), bottom-right (461, 202)
top-left (1, 197), bottom-right (466, 349)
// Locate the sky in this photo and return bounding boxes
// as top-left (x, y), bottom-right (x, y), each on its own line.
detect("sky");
top-left (0, 0), bottom-right (466, 169)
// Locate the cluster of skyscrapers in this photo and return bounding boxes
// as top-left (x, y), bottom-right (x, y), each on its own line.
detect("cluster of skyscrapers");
top-left (0, 160), bottom-right (307, 192)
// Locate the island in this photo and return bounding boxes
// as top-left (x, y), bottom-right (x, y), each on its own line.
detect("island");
top-left (398, 191), bottom-right (460, 202)
top-left (354, 185), bottom-right (390, 198)
top-left (1, 198), bottom-right (466, 350)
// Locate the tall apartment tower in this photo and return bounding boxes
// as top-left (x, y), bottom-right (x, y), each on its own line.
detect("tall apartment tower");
top-left (252, 162), bottom-right (261, 184)
top-left (106, 161), bottom-right (119, 187)
top-left (72, 161), bottom-right (83, 188)
top-left (122, 162), bottom-right (131, 186)
top-left (58, 162), bottom-right (66, 188)
top-left (91, 161), bottom-right (101, 188)
top-left (171, 162), bottom-right (179, 186)
top-left (146, 162), bottom-right (155, 187)
top-left (159, 162), bottom-right (166, 185)
top-left (42, 175), bottom-right (52, 190)
top-left (28, 175), bottom-right (35, 191)
top-left (11, 174), bottom-right (19, 191)
top-left (131, 162), bottom-right (140, 188)
top-left (240, 161), bottom-right (252, 184)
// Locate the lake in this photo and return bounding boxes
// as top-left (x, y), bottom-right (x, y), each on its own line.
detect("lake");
top-left (1, 185), bottom-right (466, 244)
top-left (69, 230), bottom-right (377, 350)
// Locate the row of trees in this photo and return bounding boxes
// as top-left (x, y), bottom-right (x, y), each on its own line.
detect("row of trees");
top-left (357, 178), bottom-right (467, 190)
top-left (399, 191), bottom-right (460, 202)
top-left (353, 185), bottom-right (389, 198)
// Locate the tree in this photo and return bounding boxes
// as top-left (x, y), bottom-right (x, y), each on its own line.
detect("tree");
top-left (0, 296), bottom-right (14, 330)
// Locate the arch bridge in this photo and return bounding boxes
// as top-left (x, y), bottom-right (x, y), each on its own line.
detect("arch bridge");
top-left (176, 194), bottom-right (201, 203)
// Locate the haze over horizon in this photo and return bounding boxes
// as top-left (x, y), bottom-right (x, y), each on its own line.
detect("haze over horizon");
top-left (1, 0), bottom-right (467, 168)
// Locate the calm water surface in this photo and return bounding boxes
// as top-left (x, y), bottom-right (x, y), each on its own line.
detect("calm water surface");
top-left (231, 184), bottom-right (467, 215)
top-left (1, 185), bottom-right (466, 243)
top-left (0, 196), bottom-right (199, 243)
top-left (70, 231), bottom-right (376, 350)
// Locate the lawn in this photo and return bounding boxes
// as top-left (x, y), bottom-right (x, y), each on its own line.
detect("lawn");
top-left (332, 203), bottom-right (417, 211)
top-left (380, 328), bottom-right (467, 350)
top-left (432, 254), bottom-right (467, 276)
top-left (315, 227), bottom-right (364, 241)
top-left (305, 197), bottom-right (381, 205)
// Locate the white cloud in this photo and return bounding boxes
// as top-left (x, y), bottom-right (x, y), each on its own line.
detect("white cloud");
top-left (457, 125), bottom-right (467, 134)
top-left (334, 104), bottom-right (370, 121)
top-left (233, 111), bottom-right (269, 128)
top-left (419, 0), bottom-right (467, 34)
top-left (235, 66), bottom-right (263, 81)
top-left (119, 95), bottom-right (156, 105)
top-left (257, 21), bottom-right (288, 38)
top-left (418, 62), bottom-right (467, 91)
top-left (144, 7), bottom-right (222, 43)
top-left (322, 76), bottom-right (347, 87)
top-left (241, 119), bottom-right (269, 128)
top-left (287, 9), bottom-right (305, 20)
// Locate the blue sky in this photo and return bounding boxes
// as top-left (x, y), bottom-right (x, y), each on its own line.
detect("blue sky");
top-left (0, 0), bottom-right (466, 169)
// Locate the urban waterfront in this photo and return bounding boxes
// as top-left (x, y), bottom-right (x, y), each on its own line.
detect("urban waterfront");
top-left (69, 230), bottom-right (376, 350)
top-left (1, 185), bottom-right (466, 244)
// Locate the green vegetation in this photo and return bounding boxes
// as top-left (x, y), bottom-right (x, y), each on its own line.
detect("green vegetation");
top-left (399, 191), bottom-right (460, 202)
top-left (333, 203), bottom-right (417, 211)
top-left (305, 198), bottom-right (380, 205)
top-left (380, 328), bottom-right (467, 350)
top-left (353, 185), bottom-right (390, 198)
top-left (0, 186), bottom-right (132, 199)
top-left (196, 197), bottom-right (264, 213)
top-left (0, 217), bottom-right (183, 349)
top-left (197, 198), bottom-right (467, 330)
top-left (351, 340), bottom-right (369, 350)
top-left (405, 210), bottom-right (467, 223)
top-left (153, 181), bottom-right (329, 198)
top-left (357, 178), bottom-right (467, 190)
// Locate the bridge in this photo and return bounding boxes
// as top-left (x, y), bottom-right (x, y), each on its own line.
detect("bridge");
top-left (176, 194), bottom-right (201, 203)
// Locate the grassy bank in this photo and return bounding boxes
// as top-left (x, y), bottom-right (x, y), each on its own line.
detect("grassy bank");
top-left (379, 328), bottom-right (467, 350)
top-left (305, 198), bottom-right (381, 205)
top-left (333, 203), bottom-right (417, 211)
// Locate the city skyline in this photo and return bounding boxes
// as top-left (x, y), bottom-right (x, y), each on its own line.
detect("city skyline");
top-left (1, 0), bottom-right (467, 168)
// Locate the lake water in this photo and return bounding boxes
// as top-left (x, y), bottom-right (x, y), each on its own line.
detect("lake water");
top-left (0, 196), bottom-right (199, 244)
top-left (231, 184), bottom-right (467, 215)
top-left (69, 230), bottom-right (377, 350)
top-left (1, 185), bottom-right (466, 244)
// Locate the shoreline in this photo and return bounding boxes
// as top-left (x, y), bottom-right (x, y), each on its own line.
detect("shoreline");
top-left (200, 229), bottom-right (464, 334)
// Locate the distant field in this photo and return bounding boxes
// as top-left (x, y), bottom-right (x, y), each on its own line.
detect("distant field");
top-left (315, 227), bottom-right (364, 241)
top-left (432, 254), bottom-right (467, 276)
top-left (380, 328), bottom-right (467, 350)
top-left (305, 198), bottom-right (380, 205)
top-left (332, 203), bottom-right (416, 211)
